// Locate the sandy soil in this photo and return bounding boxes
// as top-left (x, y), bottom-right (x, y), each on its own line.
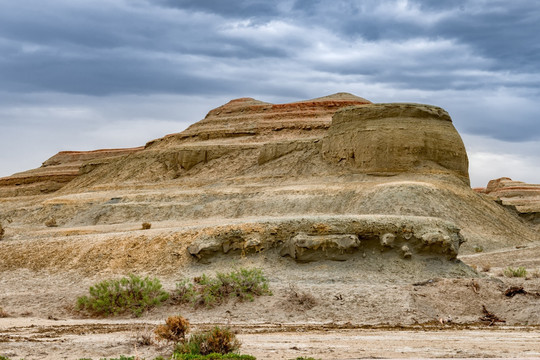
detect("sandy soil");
top-left (2, 267), bottom-right (540, 359)
top-left (1, 230), bottom-right (539, 359)
top-left (2, 319), bottom-right (540, 359)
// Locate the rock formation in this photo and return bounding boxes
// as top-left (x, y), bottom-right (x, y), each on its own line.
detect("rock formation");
top-left (0, 93), bottom-right (538, 276)
top-left (0, 147), bottom-right (142, 197)
top-left (321, 103), bottom-right (469, 183)
top-left (476, 177), bottom-right (540, 226)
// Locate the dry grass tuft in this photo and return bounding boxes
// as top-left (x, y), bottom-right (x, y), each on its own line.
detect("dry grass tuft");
top-left (45, 218), bottom-right (58, 227)
top-left (133, 325), bottom-right (156, 347)
top-left (155, 315), bottom-right (190, 343)
top-left (0, 306), bottom-right (9, 318)
top-left (142, 222), bottom-right (152, 230)
top-left (286, 284), bottom-right (318, 310)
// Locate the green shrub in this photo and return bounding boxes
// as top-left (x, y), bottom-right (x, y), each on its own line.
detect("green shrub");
top-left (174, 354), bottom-right (255, 360)
top-left (175, 327), bottom-right (241, 356)
top-left (76, 274), bottom-right (169, 317)
top-left (173, 268), bottom-right (271, 307)
top-left (503, 266), bottom-right (527, 278)
top-left (77, 357), bottom-right (167, 360)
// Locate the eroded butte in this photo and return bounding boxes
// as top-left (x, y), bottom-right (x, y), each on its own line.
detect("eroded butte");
top-left (0, 93), bottom-right (538, 278)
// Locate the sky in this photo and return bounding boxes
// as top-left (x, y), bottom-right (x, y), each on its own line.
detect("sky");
top-left (0, 0), bottom-right (539, 187)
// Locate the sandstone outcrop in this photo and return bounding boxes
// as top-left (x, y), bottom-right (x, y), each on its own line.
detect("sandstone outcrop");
top-left (476, 177), bottom-right (540, 225)
top-left (0, 147), bottom-right (142, 197)
top-left (0, 93), bottom-right (538, 276)
top-left (322, 104), bottom-right (469, 183)
top-left (150, 93), bottom-right (372, 145)
top-left (185, 215), bottom-right (463, 263)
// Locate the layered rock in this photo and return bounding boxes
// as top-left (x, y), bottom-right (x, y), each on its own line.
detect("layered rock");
top-left (149, 92), bottom-right (372, 146)
top-left (0, 147), bottom-right (142, 197)
top-left (0, 93), bottom-right (538, 275)
top-left (187, 215), bottom-right (464, 262)
top-left (476, 177), bottom-right (540, 225)
top-left (322, 104), bottom-right (469, 183)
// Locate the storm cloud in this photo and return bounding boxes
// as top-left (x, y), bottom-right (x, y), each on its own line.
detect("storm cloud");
top-left (0, 0), bottom-right (539, 186)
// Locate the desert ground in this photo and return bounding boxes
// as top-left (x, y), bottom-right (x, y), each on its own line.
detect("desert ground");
top-left (1, 240), bottom-right (540, 359)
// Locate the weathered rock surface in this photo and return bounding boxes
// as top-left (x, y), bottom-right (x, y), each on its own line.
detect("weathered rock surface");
top-left (0, 93), bottom-right (538, 276)
top-left (476, 177), bottom-right (540, 226)
top-left (151, 93), bottom-right (372, 144)
top-left (0, 147), bottom-right (142, 197)
top-left (185, 215), bottom-right (463, 263)
top-left (322, 104), bottom-right (469, 183)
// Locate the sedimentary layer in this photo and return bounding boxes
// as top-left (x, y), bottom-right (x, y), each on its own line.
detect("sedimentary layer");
top-left (476, 177), bottom-right (540, 226)
top-left (0, 147), bottom-right (142, 197)
top-left (0, 93), bottom-right (538, 275)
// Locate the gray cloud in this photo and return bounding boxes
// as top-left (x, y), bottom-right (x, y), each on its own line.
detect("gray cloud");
top-left (0, 0), bottom-right (539, 186)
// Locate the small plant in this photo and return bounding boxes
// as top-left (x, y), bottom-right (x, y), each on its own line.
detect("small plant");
top-left (76, 274), bottom-right (169, 317)
top-left (173, 268), bottom-right (271, 308)
top-left (174, 354), bottom-right (255, 359)
top-left (155, 315), bottom-right (190, 343)
top-left (45, 217), bottom-right (58, 227)
top-left (503, 266), bottom-right (527, 278)
top-left (175, 327), bottom-right (241, 356)
top-left (473, 245), bottom-right (484, 253)
top-left (0, 306), bottom-right (9, 318)
top-left (286, 284), bottom-right (317, 310)
top-left (142, 222), bottom-right (152, 230)
top-left (481, 263), bottom-right (491, 272)
top-left (133, 325), bottom-right (156, 346)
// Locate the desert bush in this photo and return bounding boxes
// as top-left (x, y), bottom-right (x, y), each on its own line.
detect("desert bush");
top-left (142, 222), bottom-right (152, 230)
top-left (286, 284), bottom-right (317, 310)
top-left (481, 263), bottom-right (491, 272)
top-left (133, 325), bottom-right (156, 346)
top-left (173, 268), bottom-right (271, 307)
top-left (503, 266), bottom-right (527, 278)
top-left (175, 327), bottom-right (241, 356)
top-left (174, 354), bottom-right (255, 360)
top-left (473, 245), bottom-right (484, 253)
top-left (76, 274), bottom-right (169, 317)
top-left (0, 306), bottom-right (9, 318)
top-left (78, 355), bottom-right (167, 360)
top-left (45, 217), bottom-right (58, 227)
top-left (155, 315), bottom-right (190, 343)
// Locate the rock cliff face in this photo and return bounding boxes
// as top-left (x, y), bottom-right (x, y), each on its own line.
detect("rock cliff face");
top-left (322, 104), bottom-right (469, 183)
top-left (476, 177), bottom-right (540, 226)
top-left (0, 147), bottom-right (142, 197)
top-left (151, 92), bottom-right (372, 145)
top-left (0, 93), bottom-right (537, 276)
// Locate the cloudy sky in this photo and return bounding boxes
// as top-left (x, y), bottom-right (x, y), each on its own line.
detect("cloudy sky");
top-left (1, 0), bottom-right (539, 187)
